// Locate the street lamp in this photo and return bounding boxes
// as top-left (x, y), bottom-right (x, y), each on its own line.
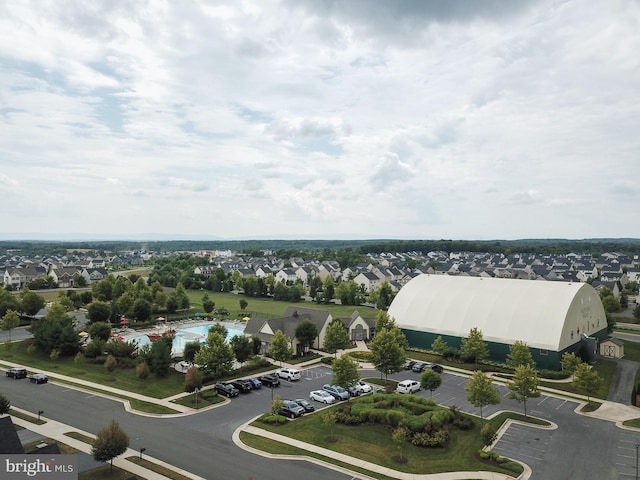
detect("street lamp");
top-left (194, 387), bottom-right (199, 407)
top-left (635, 443), bottom-right (639, 480)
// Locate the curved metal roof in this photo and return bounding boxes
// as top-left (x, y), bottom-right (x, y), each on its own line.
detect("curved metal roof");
top-left (388, 274), bottom-right (607, 351)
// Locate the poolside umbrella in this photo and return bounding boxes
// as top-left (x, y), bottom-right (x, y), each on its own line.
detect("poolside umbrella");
top-left (110, 331), bottom-right (116, 337)
top-left (120, 319), bottom-right (129, 325)
top-left (195, 312), bottom-right (201, 317)
top-left (243, 316), bottom-right (250, 321)
top-left (116, 336), bottom-right (125, 341)
top-left (78, 331), bottom-right (89, 337)
top-left (157, 317), bottom-right (166, 321)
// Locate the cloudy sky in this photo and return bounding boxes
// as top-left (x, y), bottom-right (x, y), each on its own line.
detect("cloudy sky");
top-left (1, 1), bottom-right (639, 241)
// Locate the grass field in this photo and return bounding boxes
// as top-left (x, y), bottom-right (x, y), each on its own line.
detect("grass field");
top-left (251, 400), bottom-right (523, 476)
top-left (184, 290), bottom-right (378, 320)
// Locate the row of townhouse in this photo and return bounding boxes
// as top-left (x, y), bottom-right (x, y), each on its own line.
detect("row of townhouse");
top-left (196, 249), bottom-right (640, 297)
top-left (1, 265), bottom-right (110, 290)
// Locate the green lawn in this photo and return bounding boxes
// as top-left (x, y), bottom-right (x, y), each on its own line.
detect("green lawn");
top-left (251, 400), bottom-right (522, 476)
top-left (0, 341), bottom-right (186, 398)
top-left (539, 358), bottom-right (616, 400)
top-left (185, 290), bottom-right (378, 320)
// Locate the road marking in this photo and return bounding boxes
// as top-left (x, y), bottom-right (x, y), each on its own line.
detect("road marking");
top-left (556, 399), bottom-right (567, 410)
top-left (537, 396), bottom-right (548, 405)
top-left (84, 395), bottom-right (95, 399)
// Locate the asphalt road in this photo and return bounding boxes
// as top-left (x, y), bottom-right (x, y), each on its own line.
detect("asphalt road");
top-left (3, 365), bottom-right (639, 479)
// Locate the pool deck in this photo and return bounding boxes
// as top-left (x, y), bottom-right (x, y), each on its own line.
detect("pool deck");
top-left (115, 318), bottom-right (247, 358)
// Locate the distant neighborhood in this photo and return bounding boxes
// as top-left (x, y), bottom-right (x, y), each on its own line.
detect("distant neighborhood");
top-left (2, 248), bottom-right (638, 302)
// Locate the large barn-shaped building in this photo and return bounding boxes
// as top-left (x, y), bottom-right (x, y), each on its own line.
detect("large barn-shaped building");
top-left (387, 274), bottom-right (608, 370)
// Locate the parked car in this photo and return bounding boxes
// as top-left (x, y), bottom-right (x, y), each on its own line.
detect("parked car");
top-left (231, 379), bottom-right (252, 393)
top-left (404, 359), bottom-right (417, 370)
top-left (6, 367), bottom-right (27, 379)
top-left (347, 385), bottom-right (361, 397)
top-left (258, 374), bottom-right (280, 388)
top-left (294, 398), bottom-right (315, 412)
top-left (310, 390), bottom-right (337, 404)
top-left (427, 363), bottom-right (444, 374)
top-left (214, 382), bottom-right (240, 398)
top-left (411, 362), bottom-right (428, 372)
top-left (397, 379), bottom-right (421, 394)
top-left (322, 384), bottom-right (349, 401)
top-left (280, 399), bottom-right (305, 418)
top-left (356, 381), bottom-right (373, 393)
top-left (29, 373), bottom-right (48, 384)
top-left (247, 378), bottom-right (263, 389)
top-left (276, 368), bottom-right (301, 381)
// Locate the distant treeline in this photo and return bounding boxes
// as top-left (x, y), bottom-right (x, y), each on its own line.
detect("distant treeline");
top-left (2, 238), bottom-right (640, 257)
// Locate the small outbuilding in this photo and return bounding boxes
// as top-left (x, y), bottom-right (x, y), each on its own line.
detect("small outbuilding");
top-left (388, 274), bottom-right (608, 370)
top-left (599, 337), bottom-right (624, 359)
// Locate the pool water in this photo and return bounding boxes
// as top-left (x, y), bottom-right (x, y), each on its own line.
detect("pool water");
top-left (124, 323), bottom-right (245, 356)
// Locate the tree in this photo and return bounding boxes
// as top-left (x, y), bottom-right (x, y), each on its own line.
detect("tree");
top-left (1, 310), bottom-right (20, 342)
top-left (369, 327), bottom-right (406, 382)
top-left (87, 301), bottom-right (112, 323)
top-left (561, 352), bottom-right (582, 375)
top-left (323, 319), bottom-right (350, 357)
top-left (601, 295), bottom-right (622, 313)
top-left (460, 327), bottom-right (489, 366)
top-left (148, 338), bottom-right (172, 377)
top-left (431, 335), bottom-right (448, 355)
top-left (230, 334), bottom-right (252, 365)
top-left (183, 341), bottom-right (202, 364)
top-left (184, 366), bottom-right (203, 393)
top-left (202, 293), bottom-right (216, 313)
top-left (573, 362), bottom-right (603, 404)
top-left (420, 369), bottom-right (442, 398)
top-left (30, 302), bottom-right (80, 356)
top-left (376, 281), bottom-right (394, 310)
top-left (87, 322), bottom-right (112, 342)
top-left (132, 298), bottom-right (152, 322)
top-left (20, 288), bottom-right (45, 317)
top-left (506, 340), bottom-right (534, 369)
top-left (0, 288), bottom-right (20, 317)
top-left (295, 319), bottom-right (318, 352)
top-left (332, 355), bottom-right (360, 397)
top-left (465, 370), bottom-right (501, 420)
top-left (239, 298), bottom-right (248, 311)
top-left (91, 419), bottom-right (130, 472)
top-left (481, 423), bottom-right (498, 451)
top-left (374, 310), bottom-right (396, 333)
top-left (194, 332), bottom-right (234, 379)
top-left (507, 364), bottom-right (541, 417)
top-left (634, 304), bottom-right (640, 321)
top-left (392, 426), bottom-right (410, 462)
top-left (209, 323), bottom-right (228, 339)
top-left (322, 411), bottom-right (338, 441)
top-left (270, 329), bottom-right (292, 366)
top-left (271, 394), bottom-right (284, 416)
top-left (0, 392), bottom-right (10, 415)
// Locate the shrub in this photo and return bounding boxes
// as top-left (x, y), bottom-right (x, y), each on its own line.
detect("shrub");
top-left (411, 430), bottom-right (449, 447)
top-left (136, 361), bottom-right (150, 379)
top-left (259, 413), bottom-right (287, 425)
top-left (478, 450), bottom-right (490, 459)
top-left (540, 369), bottom-right (571, 380)
top-left (74, 352), bottom-right (85, 363)
top-left (452, 415), bottom-right (474, 430)
top-left (321, 357), bottom-right (334, 365)
top-left (105, 341), bottom-right (136, 358)
top-left (84, 339), bottom-right (106, 358)
top-left (104, 354), bottom-right (117, 372)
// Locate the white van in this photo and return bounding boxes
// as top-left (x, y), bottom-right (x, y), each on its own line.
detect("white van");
top-left (276, 368), bottom-right (301, 381)
top-left (397, 379), bottom-right (421, 394)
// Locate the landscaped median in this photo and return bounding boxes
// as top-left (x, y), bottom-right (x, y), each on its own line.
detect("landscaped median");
top-left (237, 392), bottom-right (539, 479)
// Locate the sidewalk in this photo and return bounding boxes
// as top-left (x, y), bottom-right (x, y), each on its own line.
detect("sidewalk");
top-left (10, 406), bottom-right (205, 480)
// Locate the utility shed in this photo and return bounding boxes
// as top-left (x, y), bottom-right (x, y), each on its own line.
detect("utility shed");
top-left (599, 338), bottom-right (624, 359)
top-left (387, 274), bottom-right (608, 370)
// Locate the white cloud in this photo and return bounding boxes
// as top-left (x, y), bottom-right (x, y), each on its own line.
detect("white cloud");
top-left (0, 0), bottom-right (639, 239)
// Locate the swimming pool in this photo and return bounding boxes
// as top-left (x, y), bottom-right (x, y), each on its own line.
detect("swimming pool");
top-left (123, 322), bottom-right (246, 356)
top-left (171, 323), bottom-right (245, 355)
